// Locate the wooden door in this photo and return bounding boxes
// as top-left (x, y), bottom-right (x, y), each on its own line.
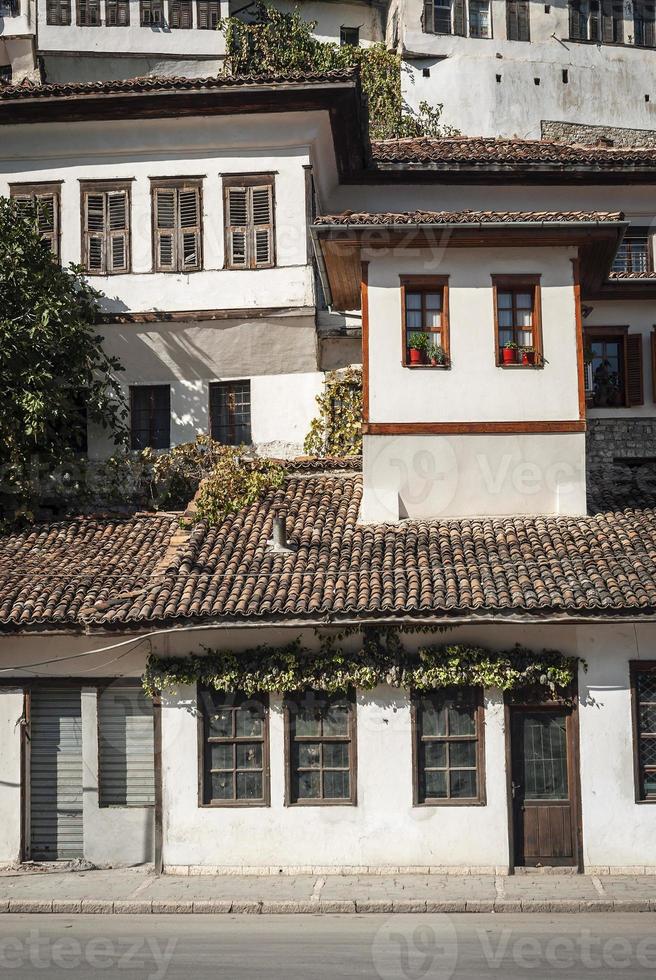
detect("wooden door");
top-left (510, 707), bottom-right (579, 867)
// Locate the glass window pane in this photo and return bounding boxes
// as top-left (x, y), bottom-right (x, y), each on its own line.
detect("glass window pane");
top-left (498, 310), bottom-right (514, 329)
top-left (295, 705), bottom-right (321, 737)
top-left (450, 769), bottom-right (477, 798)
top-left (424, 769), bottom-right (447, 798)
top-left (517, 310), bottom-right (533, 328)
top-left (324, 770), bottom-right (350, 799)
top-left (639, 704), bottom-right (656, 734)
top-left (236, 772), bottom-right (262, 800)
top-left (235, 703), bottom-right (264, 737)
top-left (211, 771), bottom-right (233, 800)
top-left (296, 770), bottom-right (320, 799)
top-left (323, 742), bottom-right (349, 768)
top-left (516, 292), bottom-right (533, 308)
top-left (323, 703), bottom-right (350, 736)
top-left (424, 741), bottom-right (447, 768)
top-left (426, 309), bottom-right (442, 329)
top-left (449, 740), bottom-right (477, 768)
top-left (236, 743), bottom-right (262, 770)
top-left (297, 743), bottom-right (321, 768)
top-left (420, 700), bottom-right (447, 737)
top-left (425, 293), bottom-right (442, 310)
top-left (520, 712), bottom-right (568, 800)
top-left (448, 702), bottom-right (476, 736)
top-left (497, 292), bottom-right (513, 309)
top-left (209, 709), bottom-right (232, 738)
top-left (499, 330), bottom-right (513, 348)
top-left (406, 292), bottom-right (422, 310)
top-left (407, 310), bottom-right (423, 330)
top-left (209, 743), bottom-right (233, 770)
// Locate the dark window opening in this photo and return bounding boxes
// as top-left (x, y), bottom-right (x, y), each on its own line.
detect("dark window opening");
top-left (340, 25), bottom-right (360, 45)
top-left (285, 691), bottom-right (356, 805)
top-left (209, 380), bottom-right (251, 446)
top-left (633, 667), bottom-right (656, 801)
top-left (130, 385), bottom-right (170, 450)
top-left (46, 0), bottom-right (71, 23)
top-left (200, 689), bottom-right (269, 806)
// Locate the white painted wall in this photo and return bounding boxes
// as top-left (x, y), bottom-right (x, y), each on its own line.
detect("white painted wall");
top-left (398, 0), bottom-right (656, 137)
top-left (42, 53), bottom-right (224, 81)
top-left (0, 688), bottom-right (23, 865)
top-left (81, 687), bottom-right (154, 866)
top-left (269, 0), bottom-right (385, 45)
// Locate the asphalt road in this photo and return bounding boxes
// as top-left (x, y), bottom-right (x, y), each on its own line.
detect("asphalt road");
top-left (0, 913), bottom-right (655, 979)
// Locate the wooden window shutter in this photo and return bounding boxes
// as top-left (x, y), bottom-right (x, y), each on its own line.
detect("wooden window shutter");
top-left (178, 186), bottom-right (201, 271)
top-left (154, 188), bottom-right (177, 271)
top-left (107, 190), bottom-right (128, 273)
top-left (517, 0), bottom-right (530, 38)
top-left (13, 191), bottom-right (59, 259)
top-left (507, 0), bottom-right (518, 37)
top-left (85, 192), bottom-right (106, 273)
top-left (645, 4), bottom-right (656, 45)
top-left (252, 185), bottom-right (274, 268)
top-left (568, 0), bottom-right (581, 37)
top-left (453, 0), bottom-right (466, 35)
top-left (423, 0), bottom-right (435, 31)
top-left (626, 333), bottom-right (644, 406)
top-left (601, 0), bottom-right (615, 40)
top-left (226, 187), bottom-right (249, 267)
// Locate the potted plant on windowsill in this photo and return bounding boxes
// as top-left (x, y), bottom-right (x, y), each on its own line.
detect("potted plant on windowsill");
top-left (408, 332), bottom-right (429, 365)
top-left (502, 341), bottom-right (518, 365)
top-left (428, 343), bottom-right (447, 367)
top-left (520, 346), bottom-right (536, 366)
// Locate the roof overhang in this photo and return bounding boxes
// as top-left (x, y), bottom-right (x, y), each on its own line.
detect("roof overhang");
top-left (311, 218), bottom-right (629, 311)
top-left (363, 160), bottom-right (656, 185)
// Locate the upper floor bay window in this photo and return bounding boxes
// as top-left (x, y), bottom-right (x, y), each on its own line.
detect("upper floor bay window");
top-left (585, 326), bottom-right (643, 408)
top-left (81, 183), bottom-right (131, 275)
top-left (196, 0), bottom-right (220, 28)
top-left (634, 0), bottom-right (656, 45)
top-left (140, 0), bottom-right (164, 25)
top-left (46, 0), bottom-right (71, 23)
top-left (632, 664), bottom-right (656, 802)
top-left (106, 0), bottom-right (129, 24)
top-left (199, 689), bottom-right (270, 806)
top-left (76, 0), bottom-right (100, 25)
top-left (412, 689), bottom-right (485, 805)
top-left (423, 0), bottom-right (491, 36)
top-left (169, 0), bottom-right (192, 27)
top-left (568, 0), bottom-right (623, 42)
top-left (223, 174), bottom-right (275, 269)
top-left (401, 277), bottom-right (450, 367)
top-left (506, 0), bottom-right (529, 39)
top-left (151, 179), bottom-right (202, 272)
top-left (10, 183), bottom-right (61, 261)
top-left (612, 229), bottom-right (653, 273)
top-left (284, 691), bottom-right (356, 805)
top-left (130, 384), bottom-right (170, 450)
top-left (492, 276), bottom-right (543, 366)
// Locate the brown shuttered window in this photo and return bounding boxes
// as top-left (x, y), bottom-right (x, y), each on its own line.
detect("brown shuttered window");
top-left (586, 326), bottom-right (643, 407)
top-left (200, 689), bottom-right (270, 806)
top-left (224, 175), bottom-right (275, 270)
top-left (76, 0), bottom-right (100, 24)
top-left (626, 333), bottom-right (644, 406)
top-left (81, 184), bottom-right (130, 275)
top-left (151, 180), bottom-right (202, 272)
top-left (602, 0), bottom-right (623, 40)
top-left (412, 689), bottom-right (486, 805)
top-left (130, 385), bottom-right (170, 450)
top-left (196, 0), bottom-right (220, 27)
top-left (11, 184), bottom-right (61, 261)
top-left (140, 0), bottom-right (163, 24)
top-left (106, 0), bottom-right (129, 24)
top-left (169, 0), bottom-right (192, 27)
top-left (507, 0), bottom-right (530, 39)
top-left (635, 0), bottom-right (656, 45)
top-left (632, 665), bottom-right (656, 802)
top-left (46, 0), bottom-right (71, 22)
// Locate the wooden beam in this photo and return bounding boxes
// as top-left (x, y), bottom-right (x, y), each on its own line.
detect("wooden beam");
top-left (362, 420), bottom-right (586, 435)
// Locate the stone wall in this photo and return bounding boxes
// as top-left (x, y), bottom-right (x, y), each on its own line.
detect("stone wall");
top-left (586, 418), bottom-right (656, 467)
top-left (542, 120), bottom-right (656, 148)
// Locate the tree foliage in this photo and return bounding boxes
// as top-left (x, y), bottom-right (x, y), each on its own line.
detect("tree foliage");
top-left (222, 3), bottom-right (458, 140)
top-left (0, 198), bottom-right (127, 524)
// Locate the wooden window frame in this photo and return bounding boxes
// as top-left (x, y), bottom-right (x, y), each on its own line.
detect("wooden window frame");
top-left (196, 0), bottom-right (220, 27)
top-left (45, 0), bottom-right (71, 23)
top-left (411, 688), bottom-right (486, 807)
top-left (340, 24), bottom-right (360, 45)
top-left (80, 180), bottom-right (132, 276)
top-left (612, 227), bottom-right (654, 274)
top-left (506, 0), bottom-right (530, 38)
top-left (197, 687), bottom-right (270, 808)
top-left (105, 0), bottom-right (130, 24)
top-left (76, 0), bottom-right (101, 25)
top-left (209, 379), bottom-right (252, 446)
top-left (585, 325), bottom-right (644, 407)
top-left (492, 274), bottom-right (543, 367)
top-left (10, 182), bottom-right (62, 261)
top-left (169, 0), bottom-right (192, 28)
top-left (630, 662), bottom-right (656, 803)
top-left (634, 0), bottom-right (656, 46)
top-left (284, 690), bottom-right (357, 807)
top-left (129, 384), bottom-right (170, 450)
top-left (150, 177), bottom-right (203, 273)
top-left (223, 173), bottom-right (276, 271)
top-left (140, 0), bottom-right (164, 25)
top-left (400, 275), bottom-right (450, 369)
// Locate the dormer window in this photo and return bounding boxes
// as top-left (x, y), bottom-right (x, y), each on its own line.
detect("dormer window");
top-left (400, 276), bottom-right (450, 367)
top-left (492, 275), bottom-right (543, 366)
top-left (612, 230), bottom-right (653, 273)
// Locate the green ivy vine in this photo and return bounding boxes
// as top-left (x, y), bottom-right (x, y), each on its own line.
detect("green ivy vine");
top-left (303, 368), bottom-right (363, 457)
top-left (143, 628), bottom-right (580, 698)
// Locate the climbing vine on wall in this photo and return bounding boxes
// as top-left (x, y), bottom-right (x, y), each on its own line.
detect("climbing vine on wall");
top-left (221, 4), bottom-right (459, 141)
top-left (303, 368), bottom-right (363, 457)
top-left (142, 628), bottom-right (580, 698)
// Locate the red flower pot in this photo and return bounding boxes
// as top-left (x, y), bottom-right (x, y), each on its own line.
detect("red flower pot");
top-left (409, 348), bottom-right (424, 365)
top-left (502, 347), bottom-right (517, 364)
top-left (521, 350), bottom-right (536, 365)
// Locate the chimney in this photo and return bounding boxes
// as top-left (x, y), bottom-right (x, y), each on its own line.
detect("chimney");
top-left (269, 513), bottom-right (295, 553)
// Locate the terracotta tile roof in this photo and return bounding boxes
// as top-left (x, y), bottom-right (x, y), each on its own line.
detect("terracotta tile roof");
top-left (315, 209), bottom-right (622, 226)
top-left (371, 136), bottom-right (656, 168)
top-left (3, 468), bottom-right (656, 631)
top-left (0, 69), bottom-right (357, 102)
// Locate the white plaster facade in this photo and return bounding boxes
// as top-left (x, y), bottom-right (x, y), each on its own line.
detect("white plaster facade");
top-left (0, 623), bottom-right (654, 872)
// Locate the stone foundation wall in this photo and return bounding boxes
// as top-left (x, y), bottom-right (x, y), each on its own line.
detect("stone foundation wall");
top-left (542, 120), bottom-right (656, 148)
top-left (586, 418), bottom-right (656, 467)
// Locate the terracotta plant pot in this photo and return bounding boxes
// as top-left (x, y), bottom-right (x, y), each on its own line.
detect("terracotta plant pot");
top-left (502, 347), bottom-right (517, 364)
top-left (409, 348), bottom-right (424, 365)
top-left (521, 350), bottom-right (536, 366)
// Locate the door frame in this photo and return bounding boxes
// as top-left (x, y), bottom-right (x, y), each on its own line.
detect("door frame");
top-left (504, 686), bottom-right (583, 874)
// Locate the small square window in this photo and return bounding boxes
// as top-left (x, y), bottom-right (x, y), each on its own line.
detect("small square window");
top-left (340, 25), bottom-right (360, 45)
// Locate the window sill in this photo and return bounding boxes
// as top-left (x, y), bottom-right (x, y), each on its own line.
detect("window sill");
top-left (497, 362), bottom-right (543, 369)
top-left (285, 799), bottom-right (357, 807)
top-left (414, 799), bottom-right (487, 807)
top-left (199, 800), bottom-right (270, 808)
top-left (404, 363), bottom-right (450, 370)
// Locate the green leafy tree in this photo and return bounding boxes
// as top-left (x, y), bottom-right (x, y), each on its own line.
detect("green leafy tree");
top-left (222, 3), bottom-right (458, 141)
top-left (0, 197), bottom-right (127, 524)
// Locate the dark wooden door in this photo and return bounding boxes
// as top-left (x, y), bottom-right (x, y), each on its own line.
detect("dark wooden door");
top-left (510, 707), bottom-right (578, 867)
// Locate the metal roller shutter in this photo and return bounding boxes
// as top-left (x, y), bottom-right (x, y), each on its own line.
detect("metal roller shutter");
top-left (30, 689), bottom-right (83, 860)
top-left (98, 686), bottom-right (155, 807)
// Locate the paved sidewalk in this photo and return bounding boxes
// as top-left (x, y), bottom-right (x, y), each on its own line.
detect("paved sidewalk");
top-left (1, 867), bottom-right (656, 914)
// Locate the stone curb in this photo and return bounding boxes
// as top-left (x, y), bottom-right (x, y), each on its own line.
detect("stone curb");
top-left (1, 898), bottom-right (655, 914)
